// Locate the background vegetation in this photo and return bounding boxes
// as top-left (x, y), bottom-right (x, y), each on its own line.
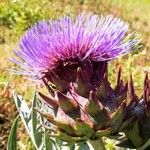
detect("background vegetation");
top-left (0, 0), bottom-right (150, 149)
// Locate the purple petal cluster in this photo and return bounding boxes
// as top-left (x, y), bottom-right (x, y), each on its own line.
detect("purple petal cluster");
top-left (11, 12), bottom-right (138, 79)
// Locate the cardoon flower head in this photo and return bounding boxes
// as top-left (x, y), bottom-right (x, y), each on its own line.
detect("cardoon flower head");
top-left (12, 12), bottom-right (142, 148)
top-left (12, 12), bottom-right (138, 86)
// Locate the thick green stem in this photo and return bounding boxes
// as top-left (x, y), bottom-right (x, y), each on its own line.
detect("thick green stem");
top-left (89, 139), bottom-right (106, 150)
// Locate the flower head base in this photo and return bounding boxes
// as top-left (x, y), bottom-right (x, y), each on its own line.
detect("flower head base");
top-left (36, 68), bottom-right (136, 143)
top-left (12, 12), bottom-right (138, 85)
top-left (35, 70), bottom-right (150, 148)
top-left (36, 69), bottom-right (124, 141)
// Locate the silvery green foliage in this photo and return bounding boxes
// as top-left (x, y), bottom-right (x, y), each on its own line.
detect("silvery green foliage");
top-left (11, 91), bottom-right (92, 150)
top-left (7, 116), bottom-right (19, 150)
top-left (13, 91), bottom-right (55, 150)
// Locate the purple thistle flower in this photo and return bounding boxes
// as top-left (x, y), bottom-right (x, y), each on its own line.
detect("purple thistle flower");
top-left (11, 12), bottom-right (138, 80)
top-left (13, 13), bottom-right (150, 148)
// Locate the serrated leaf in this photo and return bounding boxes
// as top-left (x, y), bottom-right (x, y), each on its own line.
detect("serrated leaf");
top-left (13, 91), bottom-right (32, 137)
top-left (13, 91), bottom-right (30, 127)
top-left (13, 91), bottom-right (42, 149)
top-left (7, 116), bottom-right (19, 150)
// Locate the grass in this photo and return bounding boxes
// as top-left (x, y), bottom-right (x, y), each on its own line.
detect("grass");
top-left (0, 0), bottom-right (150, 149)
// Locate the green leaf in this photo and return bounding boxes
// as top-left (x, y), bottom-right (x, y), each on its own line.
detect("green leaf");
top-left (139, 116), bottom-right (150, 141)
top-left (52, 132), bottom-right (88, 142)
top-left (111, 103), bottom-right (125, 133)
top-left (89, 139), bottom-right (105, 150)
top-left (13, 91), bottom-right (31, 129)
top-left (7, 116), bottom-right (19, 150)
top-left (119, 117), bottom-right (133, 131)
top-left (55, 121), bottom-right (75, 135)
top-left (125, 121), bottom-right (142, 148)
top-left (85, 100), bottom-right (109, 128)
top-left (95, 128), bottom-right (111, 138)
top-left (44, 132), bottom-right (53, 150)
top-left (77, 142), bottom-right (90, 150)
top-left (31, 91), bottom-right (43, 148)
top-left (137, 139), bottom-right (150, 150)
top-left (74, 121), bottom-right (94, 137)
top-left (13, 91), bottom-right (42, 149)
top-left (56, 132), bottom-right (76, 142)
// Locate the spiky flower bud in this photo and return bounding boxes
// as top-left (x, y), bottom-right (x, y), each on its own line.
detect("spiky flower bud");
top-left (121, 74), bottom-right (150, 148)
